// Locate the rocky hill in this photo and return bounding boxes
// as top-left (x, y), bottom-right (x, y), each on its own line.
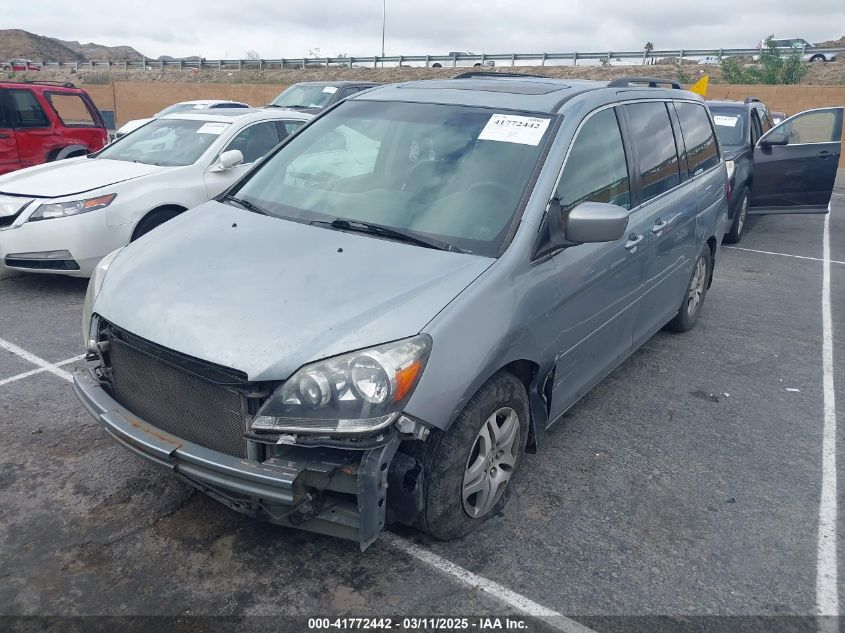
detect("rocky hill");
top-left (0, 29), bottom-right (145, 62)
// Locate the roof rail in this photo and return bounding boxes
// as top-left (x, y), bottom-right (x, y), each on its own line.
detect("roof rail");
top-left (607, 77), bottom-right (683, 90)
top-left (2, 80), bottom-right (76, 88)
top-left (744, 96), bottom-right (761, 104)
top-left (452, 71), bottom-right (551, 80)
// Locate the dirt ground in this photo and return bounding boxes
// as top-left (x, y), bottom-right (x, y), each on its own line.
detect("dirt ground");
top-left (8, 59), bottom-right (845, 86)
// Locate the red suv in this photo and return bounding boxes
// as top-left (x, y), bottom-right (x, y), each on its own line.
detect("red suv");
top-left (0, 81), bottom-right (109, 175)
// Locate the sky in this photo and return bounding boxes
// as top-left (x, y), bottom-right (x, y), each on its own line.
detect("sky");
top-left (4, 0), bottom-right (844, 60)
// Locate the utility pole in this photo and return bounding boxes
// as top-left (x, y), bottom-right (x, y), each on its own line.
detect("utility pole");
top-left (381, 0), bottom-right (386, 67)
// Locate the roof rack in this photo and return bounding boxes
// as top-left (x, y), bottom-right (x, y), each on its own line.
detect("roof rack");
top-left (744, 97), bottom-right (761, 104)
top-left (2, 80), bottom-right (76, 88)
top-left (452, 71), bottom-right (551, 80)
top-left (607, 77), bottom-right (683, 90)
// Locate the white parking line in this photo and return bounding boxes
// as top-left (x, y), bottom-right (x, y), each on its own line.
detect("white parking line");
top-left (0, 353), bottom-right (85, 387)
top-left (383, 533), bottom-right (597, 633)
top-left (723, 246), bottom-right (845, 266)
top-left (0, 338), bottom-right (76, 383)
top-left (816, 211), bottom-right (839, 623)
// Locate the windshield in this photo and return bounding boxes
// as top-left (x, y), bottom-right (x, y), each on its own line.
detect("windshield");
top-left (233, 100), bottom-right (553, 256)
top-left (708, 107), bottom-right (746, 147)
top-left (97, 118), bottom-right (229, 166)
top-left (155, 103), bottom-right (210, 117)
top-left (270, 85), bottom-right (337, 109)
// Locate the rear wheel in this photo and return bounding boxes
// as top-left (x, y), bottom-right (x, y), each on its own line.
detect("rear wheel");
top-left (418, 372), bottom-right (529, 540)
top-left (666, 244), bottom-right (712, 333)
top-left (724, 186), bottom-right (748, 244)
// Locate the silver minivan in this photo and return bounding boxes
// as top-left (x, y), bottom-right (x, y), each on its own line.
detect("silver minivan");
top-left (75, 75), bottom-right (729, 549)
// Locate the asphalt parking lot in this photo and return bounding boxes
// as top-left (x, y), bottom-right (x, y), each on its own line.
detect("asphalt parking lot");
top-left (1, 171), bottom-right (843, 632)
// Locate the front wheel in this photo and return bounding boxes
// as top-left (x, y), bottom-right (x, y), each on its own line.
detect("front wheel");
top-left (724, 186), bottom-right (748, 244)
top-left (418, 372), bottom-right (529, 540)
top-left (810, 54), bottom-right (825, 62)
top-left (666, 244), bottom-right (712, 333)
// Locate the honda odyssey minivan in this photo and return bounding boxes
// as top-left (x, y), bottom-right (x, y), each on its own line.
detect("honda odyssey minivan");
top-left (73, 75), bottom-right (841, 549)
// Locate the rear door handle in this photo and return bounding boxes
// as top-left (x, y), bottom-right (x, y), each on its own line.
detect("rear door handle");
top-left (0, 133), bottom-right (9, 139)
top-left (651, 219), bottom-right (669, 235)
top-left (818, 151), bottom-right (836, 160)
top-left (625, 234), bottom-right (644, 252)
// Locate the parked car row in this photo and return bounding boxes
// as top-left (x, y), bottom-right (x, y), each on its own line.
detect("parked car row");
top-left (1, 74), bottom-right (841, 549)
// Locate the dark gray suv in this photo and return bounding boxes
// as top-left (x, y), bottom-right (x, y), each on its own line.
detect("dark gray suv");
top-left (76, 75), bottom-right (732, 549)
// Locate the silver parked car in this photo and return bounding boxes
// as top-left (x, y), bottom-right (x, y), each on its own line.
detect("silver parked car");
top-left (75, 75), bottom-right (729, 549)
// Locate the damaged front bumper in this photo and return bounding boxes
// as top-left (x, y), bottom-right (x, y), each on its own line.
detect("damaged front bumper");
top-left (73, 371), bottom-right (424, 549)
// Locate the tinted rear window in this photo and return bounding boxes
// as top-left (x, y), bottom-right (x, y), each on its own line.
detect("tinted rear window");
top-left (623, 102), bottom-right (681, 203)
top-left (674, 102), bottom-right (720, 176)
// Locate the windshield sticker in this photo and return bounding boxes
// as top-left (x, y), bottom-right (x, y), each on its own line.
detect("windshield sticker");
top-left (193, 104), bottom-right (206, 109)
top-left (713, 115), bottom-right (739, 127)
top-left (478, 114), bottom-right (550, 146)
top-left (322, 86), bottom-right (339, 94)
top-left (196, 122), bottom-right (229, 135)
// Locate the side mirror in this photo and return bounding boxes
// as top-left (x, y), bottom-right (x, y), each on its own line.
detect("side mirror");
top-left (564, 201), bottom-right (630, 244)
top-left (213, 149), bottom-right (244, 171)
top-left (759, 132), bottom-right (789, 147)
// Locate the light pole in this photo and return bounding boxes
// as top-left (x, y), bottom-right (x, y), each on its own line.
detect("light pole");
top-left (381, 0), bottom-right (386, 65)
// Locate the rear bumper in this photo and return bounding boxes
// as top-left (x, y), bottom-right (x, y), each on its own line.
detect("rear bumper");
top-left (73, 370), bottom-right (411, 549)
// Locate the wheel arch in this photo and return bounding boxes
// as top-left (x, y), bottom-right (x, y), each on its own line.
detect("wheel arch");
top-left (48, 145), bottom-right (89, 161)
top-left (130, 204), bottom-right (188, 241)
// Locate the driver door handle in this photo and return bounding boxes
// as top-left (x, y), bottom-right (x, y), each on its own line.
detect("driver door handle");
top-left (651, 219), bottom-right (669, 235)
top-left (625, 234), bottom-right (644, 252)
top-left (818, 151), bottom-right (836, 160)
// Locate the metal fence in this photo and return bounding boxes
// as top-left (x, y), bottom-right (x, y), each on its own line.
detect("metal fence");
top-left (21, 45), bottom-right (845, 72)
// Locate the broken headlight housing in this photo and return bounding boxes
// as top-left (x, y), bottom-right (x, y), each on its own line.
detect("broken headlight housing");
top-left (251, 335), bottom-right (432, 436)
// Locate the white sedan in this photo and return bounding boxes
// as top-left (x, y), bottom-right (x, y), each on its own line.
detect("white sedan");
top-left (0, 108), bottom-right (311, 277)
top-left (115, 99), bottom-right (251, 138)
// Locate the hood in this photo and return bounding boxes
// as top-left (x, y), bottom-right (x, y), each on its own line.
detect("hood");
top-left (0, 158), bottom-right (171, 198)
top-left (94, 201), bottom-right (493, 381)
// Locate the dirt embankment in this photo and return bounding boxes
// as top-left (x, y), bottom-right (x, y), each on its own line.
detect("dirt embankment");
top-left (8, 59), bottom-right (845, 86)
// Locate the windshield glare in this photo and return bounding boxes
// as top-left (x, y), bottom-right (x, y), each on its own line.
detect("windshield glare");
top-left (709, 107), bottom-right (746, 147)
top-left (155, 103), bottom-right (207, 117)
top-left (271, 85), bottom-right (337, 109)
top-left (234, 100), bottom-right (552, 256)
top-left (98, 118), bottom-right (229, 166)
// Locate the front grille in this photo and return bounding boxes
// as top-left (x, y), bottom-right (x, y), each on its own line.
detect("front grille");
top-left (107, 338), bottom-right (249, 458)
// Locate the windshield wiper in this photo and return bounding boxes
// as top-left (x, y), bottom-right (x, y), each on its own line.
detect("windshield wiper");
top-left (269, 104), bottom-right (311, 109)
top-left (223, 194), bottom-right (268, 215)
top-left (311, 218), bottom-right (463, 253)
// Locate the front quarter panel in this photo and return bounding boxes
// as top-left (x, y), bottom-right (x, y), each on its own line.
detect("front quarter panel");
top-left (405, 244), bottom-right (560, 432)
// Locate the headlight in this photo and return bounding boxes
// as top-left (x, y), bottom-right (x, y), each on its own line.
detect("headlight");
top-left (251, 335), bottom-right (432, 436)
top-left (81, 247), bottom-right (123, 348)
top-left (725, 160), bottom-right (735, 181)
top-left (30, 194), bottom-right (116, 222)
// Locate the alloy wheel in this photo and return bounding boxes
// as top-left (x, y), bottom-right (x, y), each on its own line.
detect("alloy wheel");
top-left (686, 255), bottom-right (707, 317)
top-left (462, 407), bottom-right (520, 518)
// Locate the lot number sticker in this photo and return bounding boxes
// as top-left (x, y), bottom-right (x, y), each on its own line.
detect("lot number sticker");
top-left (196, 122), bottom-right (229, 135)
top-left (322, 86), bottom-right (339, 94)
top-left (713, 115), bottom-right (739, 127)
top-left (479, 114), bottom-right (550, 145)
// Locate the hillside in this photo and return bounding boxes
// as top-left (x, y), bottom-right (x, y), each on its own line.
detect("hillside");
top-left (0, 29), bottom-right (145, 62)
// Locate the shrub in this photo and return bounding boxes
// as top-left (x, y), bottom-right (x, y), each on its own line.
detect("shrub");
top-left (720, 36), bottom-right (809, 84)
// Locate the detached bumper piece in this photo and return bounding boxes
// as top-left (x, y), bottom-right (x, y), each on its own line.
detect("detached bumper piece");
top-left (74, 371), bottom-right (422, 549)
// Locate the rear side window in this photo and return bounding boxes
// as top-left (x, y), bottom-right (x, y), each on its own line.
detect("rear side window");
top-left (623, 102), bottom-right (681, 202)
top-left (556, 107), bottom-right (631, 212)
top-left (10, 89), bottom-right (49, 128)
top-left (674, 102), bottom-right (720, 177)
top-left (47, 92), bottom-right (97, 127)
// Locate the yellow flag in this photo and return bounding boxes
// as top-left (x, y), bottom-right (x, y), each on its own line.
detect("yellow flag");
top-left (689, 75), bottom-right (709, 98)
